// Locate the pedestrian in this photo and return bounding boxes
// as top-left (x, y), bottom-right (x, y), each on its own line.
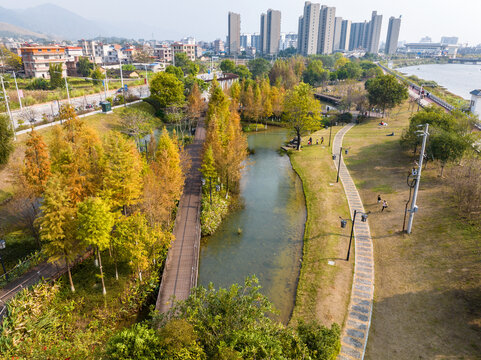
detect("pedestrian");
top-left (321, 136), bottom-right (324, 144)
top-left (316, 139), bottom-right (319, 145)
top-left (381, 200), bottom-right (388, 212)
top-left (377, 195), bottom-right (381, 204)
top-left (309, 137), bottom-right (312, 145)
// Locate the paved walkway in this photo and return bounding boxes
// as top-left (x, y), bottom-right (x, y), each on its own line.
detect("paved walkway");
top-left (155, 119), bottom-right (205, 313)
top-left (333, 124), bottom-right (375, 360)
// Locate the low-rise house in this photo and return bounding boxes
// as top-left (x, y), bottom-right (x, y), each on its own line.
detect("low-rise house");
top-left (20, 45), bottom-right (67, 78)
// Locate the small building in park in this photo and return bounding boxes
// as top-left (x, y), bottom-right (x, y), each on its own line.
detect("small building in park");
top-left (470, 89), bottom-right (481, 118)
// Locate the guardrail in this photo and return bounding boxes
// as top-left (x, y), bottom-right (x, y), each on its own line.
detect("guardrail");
top-left (190, 184), bottom-right (202, 289)
top-left (377, 64), bottom-right (455, 112)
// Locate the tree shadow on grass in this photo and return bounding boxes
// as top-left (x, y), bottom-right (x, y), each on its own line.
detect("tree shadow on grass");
top-left (367, 287), bottom-right (481, 359)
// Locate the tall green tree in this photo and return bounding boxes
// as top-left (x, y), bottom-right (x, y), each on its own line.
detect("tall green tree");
top-left (39, 175), bottom-right (84, 292)
top-left (220, 59), bottom-right (236, 73)
top-left (48, 63), bottom-right (64, 89)
top-left (0, 114), bottom-right (14, 165)
top-left (90, 66), bottom-right (105, 85)
top-left (77, 197), bottom-right (114, 295)
top-left (364, 74), bottom-right (408, 116)
top-left (77, 57), bottom-right (93, 77)
top-left (303, 60), bottom-right (330, 87)
top-left (283, 83), bottom-right (322, 150)
top-left (149, 72), bottom-right (185, 109)
top-left (0, 46), bottom-right (22, 71)
top-left (248, 58), bottom-right (272, 79)
top-left (428, 130), bottom-right (472, 177)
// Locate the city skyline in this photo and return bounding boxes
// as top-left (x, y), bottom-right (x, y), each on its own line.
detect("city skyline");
top-left (0, 0), bottom-right (479, 45)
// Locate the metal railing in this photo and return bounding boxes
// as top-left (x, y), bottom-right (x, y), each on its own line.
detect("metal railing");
top-left (377, 63), bottom-right (455, 112)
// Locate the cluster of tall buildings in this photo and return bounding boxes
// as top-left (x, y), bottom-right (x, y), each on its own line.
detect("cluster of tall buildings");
top-left (297, 1), bottom-right (401, 56)
top-left (228, 9), bottom-right (282, 56)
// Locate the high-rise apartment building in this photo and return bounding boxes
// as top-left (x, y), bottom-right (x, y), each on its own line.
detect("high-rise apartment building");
top-left (260, 13), bottom-right (267, 54)
top-left (228, 12), bottom-right (241, 55)
top-left (366, 11), bottom-right (382, 53)
top-left (240, 33), bottom-right (252, 50)
top-left (332, 17), bottom-right (343, 51)
top-left (441, 36), bottom-right (458, 45)
top-left (266, 9), bottom-right (281, 55)
top-left (385, 16), bottom-right (401, 55)
top-left (297, 2), bottom-right (321, 56)
top-left (349, 22), bottom-right (367, 50)
top-left (317, 5), bottom-right (336, 54)
top-left (339, 20), bottom-right (351, 51)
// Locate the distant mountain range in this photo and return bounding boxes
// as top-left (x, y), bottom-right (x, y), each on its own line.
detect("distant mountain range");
top-left (0, 3), bottom-right (182, 41)
top-left (0, 22), bottom-right (50, 40)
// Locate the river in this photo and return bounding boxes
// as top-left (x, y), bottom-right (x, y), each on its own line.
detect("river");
top-left (397, 63), bottom-right (481, 100)
top-left (198, 128), bottom-right (306, 324)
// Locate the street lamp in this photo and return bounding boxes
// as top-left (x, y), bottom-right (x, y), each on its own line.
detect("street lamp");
top-left (339, 210), bottom-right (370, 261)
top-left (336, 146), bottom-right (343, 183)
top-left (0, 239), bottom-right (8, 281)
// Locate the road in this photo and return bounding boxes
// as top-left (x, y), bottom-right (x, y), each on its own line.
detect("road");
top-left (9, 85), bottom-right (150, 128)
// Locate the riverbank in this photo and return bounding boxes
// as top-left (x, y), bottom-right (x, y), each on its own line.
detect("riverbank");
top-left (288, 126), bottom-right (353, 327)
top-left (341, 101), bottom-right (481, 359)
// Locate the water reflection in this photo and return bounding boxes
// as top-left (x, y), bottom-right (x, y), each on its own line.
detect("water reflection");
top-left (198, 129), bottom-right (306, 324)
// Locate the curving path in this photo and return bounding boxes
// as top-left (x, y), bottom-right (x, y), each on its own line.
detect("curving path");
top-left (333, 124), bottom-right (375, 360)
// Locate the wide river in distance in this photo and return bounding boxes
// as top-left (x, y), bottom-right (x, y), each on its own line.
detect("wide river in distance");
top-left (198, 128), bottom-right (306, 324)
top-left (397, 63), bottom-right (481, 99)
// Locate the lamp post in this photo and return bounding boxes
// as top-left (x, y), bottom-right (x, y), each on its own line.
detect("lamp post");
top-left (336, 146), bottom-right (342, 183)
top-left (12, 71), bottom-right (23, 110)
top-left (340, 210), bottom-right (370, 261)
top-left (0, 239), bottom-right (8, 281)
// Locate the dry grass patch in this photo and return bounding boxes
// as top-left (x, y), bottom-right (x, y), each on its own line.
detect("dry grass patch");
top-left (342, 102), bottom-right (481, 359)
top-left (289, 126), bottom-right (354, 327)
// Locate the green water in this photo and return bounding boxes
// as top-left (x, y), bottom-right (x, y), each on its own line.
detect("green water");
top-left (198, 128), bottom-right (306, 324)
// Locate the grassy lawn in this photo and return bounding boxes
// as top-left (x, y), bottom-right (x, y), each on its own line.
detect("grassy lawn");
top-left (0, 102), bottom-right (155, 268)
top-left (341, 102), bottom-right (481, 359)
top-left (289, 126), bottom-right (354, 328)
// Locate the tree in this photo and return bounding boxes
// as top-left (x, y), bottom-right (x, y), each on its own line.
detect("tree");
top-left (303, 60), bottom-right (329, 87)
top-left (103, 132), bottom-right (144, 213)
top-left (77, 57), bottom-right (93, 77)
top-left (119, 107), bottom-right (157, 146)
top-left (39, 175), bottom-right (84, 292)
top-left (187, 81), bottom-right (204, 121)
top-left (220, 59), bottom-right (236, 73)
top-left (24, 130), bottom-right (51, 196)
top-left (247, 58), bottom-right (272, 79)
top-left (77, 197), bottom-right (114, 295)
top-left (428, 129), bottom-right (471, 177)
top-left (0, 46), bottom-right (22, 71)
top-left (233, 65), bottom-right (251, 81)
top-left (174, 53), bottom-right (191, 74)
top-left (133, 48), bottom-right (154, 63)
top-left (90, 66), bottom-right (105, 85)
top-left (105, 323), bottom-right (162, 360)
top-left (165, 65), bottom-right (184, 81)
top-left (336, 61), bottom-right (362, 80)
top-left (270, 86), bottom-right (285, 120)
top-left (365, 74), bottom-right (408, 116)
top-left (48, 63), bottom-right (63, 89)
top-left (283, 83), bottom-right (322, 150)
top-left (142, 128), bottom-right (184, 228)
top-left (150, 72), bottom-right (185, 109)
top-left (0, 114), bottom-right (14, 165)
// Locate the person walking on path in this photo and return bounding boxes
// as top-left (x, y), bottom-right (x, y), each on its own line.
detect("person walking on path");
top-left (381, 200), bottom-right (388, 212)
top-left (377, 195), bottom-right (382, 204)
top-left (321, 136), bottom-right (324, 144)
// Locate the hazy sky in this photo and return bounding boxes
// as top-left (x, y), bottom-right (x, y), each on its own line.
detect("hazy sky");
top-left (2, 0), bottom-right (480, 45)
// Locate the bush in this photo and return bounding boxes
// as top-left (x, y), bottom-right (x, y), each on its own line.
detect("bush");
top-left (297, 321), bottom-right (341, 360)
top-left (26, 78), bottom-right (49, 90)
top-left (200, 192), bottom-right (229, 236)
top-left (105, 323), bottom-right (161, 360)
top-left (337, 112), bottom-right (353, 123)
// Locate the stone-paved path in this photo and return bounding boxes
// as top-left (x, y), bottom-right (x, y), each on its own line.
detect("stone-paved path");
top-left (155, 119), bottom-right (205, 314)
top-left (333, 124), bottom-right (375, 360)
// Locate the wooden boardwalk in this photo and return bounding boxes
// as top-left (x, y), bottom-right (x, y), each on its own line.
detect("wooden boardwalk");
top-left (155, 120), bottom-right (205, 313)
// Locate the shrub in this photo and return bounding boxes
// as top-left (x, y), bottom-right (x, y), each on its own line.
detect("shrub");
top-left (105, 323), bottom-right (161, 360)
top-left (297, 320), bottom-right (341, 360)
top-left (26, 78), bottom-right (49, 90)
top-left (200, 193), bottom-right (229, 235)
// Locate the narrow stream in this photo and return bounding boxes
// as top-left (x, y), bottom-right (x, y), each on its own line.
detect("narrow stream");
top-left (198, 128), bottom-right (306, 323)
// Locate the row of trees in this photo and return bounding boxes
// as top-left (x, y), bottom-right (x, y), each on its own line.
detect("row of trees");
top-left (16, 105), bottom-right (185, 294)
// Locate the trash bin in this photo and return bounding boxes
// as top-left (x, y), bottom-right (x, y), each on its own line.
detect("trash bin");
top-left (100, 101), bottom-right (112, 113)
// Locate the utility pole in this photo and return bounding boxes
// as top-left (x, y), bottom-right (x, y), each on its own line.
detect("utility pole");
top-left (1, 76), bottom-right (16, 140)
top-left (118, 57), bottom-right (125, 107)
top-left (64, 75), bottom-right (71, 104)
top-left (12, 71), bottom-right (22, 110)
top-left (406, 123), bottom-right (429, 234)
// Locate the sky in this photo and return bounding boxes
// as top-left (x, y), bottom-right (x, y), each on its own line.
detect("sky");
top-left (1, 0), bottom-right (480, 45)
